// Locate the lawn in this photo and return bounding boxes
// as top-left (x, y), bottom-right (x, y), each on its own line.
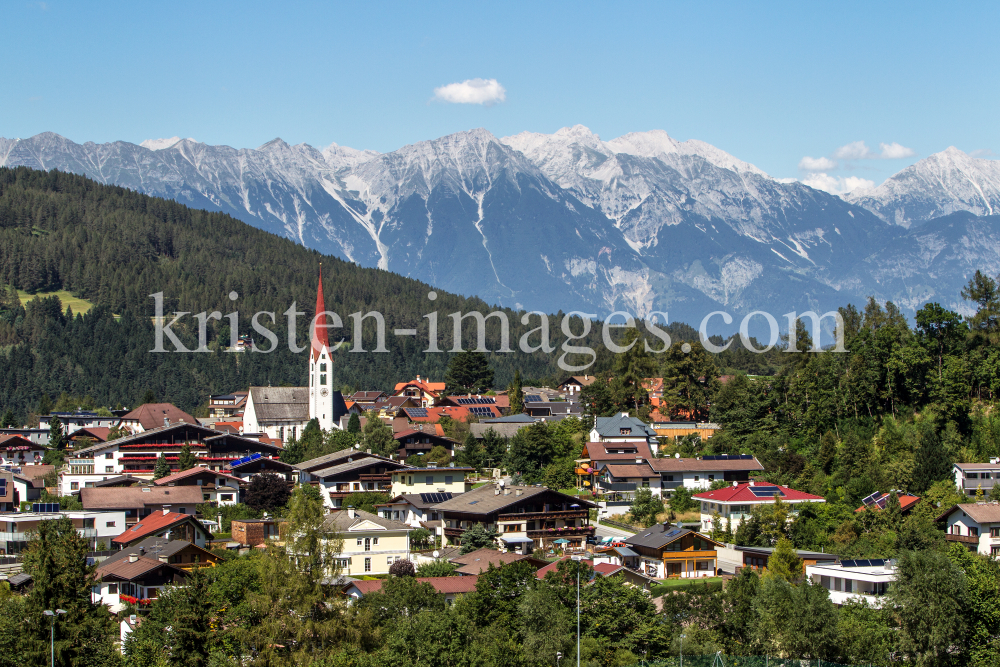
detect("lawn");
top-left (17, 288), bottom-right (96, 315)
top-left (651, 577), bottom-right (723, 596)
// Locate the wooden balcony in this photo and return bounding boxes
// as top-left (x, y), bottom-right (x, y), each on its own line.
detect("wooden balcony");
top-left (661, 549), bottom-right (719, 561)
top-left (526, 526), bottom-right (595, 538)
top-left (946, 533), bottom-right (980, 545)
top-left (498, 510), bottom-right (589, 521)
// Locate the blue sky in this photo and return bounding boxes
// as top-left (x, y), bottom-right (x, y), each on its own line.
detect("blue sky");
top-left (4, 1), bottom-right (999, 191)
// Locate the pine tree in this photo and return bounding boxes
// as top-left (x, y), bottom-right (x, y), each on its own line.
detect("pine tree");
top-left (177, 444), bottom-right (197, 471)
top-left (347, 413), bottom-right (361, 434)
top-left (766, 537), bottom-right (802, 582)
top-left (507, 369), bottom-right (525, 414)
top-left (141, 389), bottom-right (156, 405)
top-left (153, 454), bottom-right (171, 480)
top-left (444, 350), bottom-right (495, 395)
top-left (48, 416), bottom-right (66, 451)
top-left (0, 409), bottom-right (16, 428)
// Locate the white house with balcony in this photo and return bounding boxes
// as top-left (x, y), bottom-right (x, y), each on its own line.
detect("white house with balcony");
top-left (938, 502), bottom-right (1000, 556)
top-left (693, 482), bottom-right (825, 532)
top-left (0, 509), bottom-right (126, 554)
top-left (806, 559), bottom-right (894, 606)
top-left (953, 461), bottom-right (1000, 497)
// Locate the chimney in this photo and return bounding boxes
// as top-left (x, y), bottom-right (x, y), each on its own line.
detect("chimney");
top-left (159, 556), bottom-right (168, 563)
top-left (515, 489), bottom-right (522, 497)
top-left (162, 508), bottom-right (170, 515)
top-left (992, 457), bottom-right (1000, 465)
top-left (427, 462), bottom-right (437, 469)
top-left (504, 489), bottom-right (511, 496)
top-left (636, 457), bottom-right (642, 464)
top-left (346, 505), bottom-right (355, 518)
top-left (128, 553), bottom-right (139, 563)
top-left (749, 480), bottom-right (755, 487)
top-left (164, 417), bottom-right (169, 427)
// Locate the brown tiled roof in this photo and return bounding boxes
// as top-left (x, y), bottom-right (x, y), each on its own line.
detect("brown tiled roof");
top-left (954, 462), bottom-right (1000, 471)
top-left (321, 508), bottom-right (413, 532)
top-left (939, 502), bottom-right (1000, 523)
top-left (96, 555), bottom-right (186, 581)
top-left (121, 403), bottom-right (197, 430)
top-left (153, 465), bottom-right (244, 486)
top-left (113, 511), bottom-right (207, 545)
top-left (349, 576), bottom-right (479, 595)
top-left (648, 457), bottom-right (764, 472)
top-left (449, 548), bottom-right (546, 575)
top-left (81, 486), bottom-right (204, 510)
top-left (603, 463), bottom-right (657, 478)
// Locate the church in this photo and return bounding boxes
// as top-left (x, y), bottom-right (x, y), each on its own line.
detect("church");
top-left (242, 268), bottom-right (349, 444)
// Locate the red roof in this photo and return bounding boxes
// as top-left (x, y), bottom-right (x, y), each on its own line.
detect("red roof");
top-left (70, 427), bottom-right (111, 442)
top-left (403, 405), bottom-right (499, 423)
top-left (311, 266), bottom-right (329, 361)
top-left (593, 562), bottom-right (626, 576)
top-left (349, 576), bottom-right (479, 596)
top-left (693, 482), bottom-right (825, 504)
top-left (854, 494), bottom-right (921, 513)
top-left (152, 465), bottom-right (244, 486)
top-left (394, 379), bottom-right (446, 396)
top-left (0, 434), bottom-right (41, 449)
top-left (112, 511), bottom-right (203, 545)
top-left (535, 555), bottom-right (593, 579)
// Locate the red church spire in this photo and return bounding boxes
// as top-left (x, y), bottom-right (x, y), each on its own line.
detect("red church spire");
top-left (311, 264), bottom-right (329, 360)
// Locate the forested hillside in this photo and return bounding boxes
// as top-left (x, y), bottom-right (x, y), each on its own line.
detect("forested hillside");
top-left (0, 166), bottom-right (705, 419)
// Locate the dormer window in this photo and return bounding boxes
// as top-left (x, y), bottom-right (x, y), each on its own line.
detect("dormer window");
top-left (620, 428), bottom-right (631, 435)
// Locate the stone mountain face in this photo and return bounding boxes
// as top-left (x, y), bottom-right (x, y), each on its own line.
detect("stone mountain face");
top-left (2, 128), bottom-right (998, 326)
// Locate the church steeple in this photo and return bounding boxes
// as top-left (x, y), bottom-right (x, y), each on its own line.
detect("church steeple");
top-left (309, 264), bottom-right (334, 430)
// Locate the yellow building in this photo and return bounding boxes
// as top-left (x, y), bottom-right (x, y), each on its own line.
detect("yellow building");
top-left (321, 507), bottom-right (414, 576)
top-left (390, 465), bottom-right (475, 497)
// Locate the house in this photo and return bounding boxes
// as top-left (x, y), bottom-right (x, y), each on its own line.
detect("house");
top-left (389, 465), bottom-right (474, 497)
top-left (806, 559), bottom-right (894, 606)
top-left (402, 405), bottom-right (502, 423)
top-left (470, 416), bottom-right (533, 440)
top-left (599, 463), bottom-right (661, 499)
top-left (344, 576), bottom-right (478, 605)
top-left (448, 547), bottom-right (548, 575)
top-left (0, 434), bottom-right (47, 467)
top-left (953, 460), bottom-right (1000, 497)
top-left (592, 545), bottom-right (642, 570)
top-left (624, 523), bottom-right (723, 579)
top-left (0, 510), bottom-right (127, 554)
top-left (297, 451), bottom-right (410, 509)
top-left (378, 493), bottom-right (451, 533)
top-left (854, 491), bottom-right (921, 514)
top-left (392, 376), bottom-right (446, 408)
top-left (69, 427), bottom-right (112, 446)
top-left (152, 465), bottom-right (245, 506)
top-left (394, 430), bottom-right (462, 460)
top-left (10, 470), bottom-right (46, 506)
top-left (524, 401), bottom-right (582, 421)
top-left (227, 453), bottom-right (299, 482)
top-left (693, 482), bottom-right (826, 533)
top-left (558, 375), bottom-right (597, 395)
top-left (938, 502), bottom-right (1000, 556)
top-left (241, 270), bottom-right (350, 439)
top-left (80, 486), bottom-right (204, 525)
top-left (593, 563), bottom-right (658, 591)
top-left (98, 537), bottom-right (222, 570)
top-left (208, 392), bottom-right (248, 419)
top-left (440, 394), bottom-right (511, 414)
top-left (431, 483), bottom-right (598, 552)
top-left (735, 545), bottom-right (838, 572)
top-left (350, 391), bottom-right (387, 403)
top-left (590, 414), bottom-right (658, 447)
top-left (39, 410), bottom-right (117, 436)
top-left (0, 471), bottom-right (18, 511)
top-left (364, 397), bottom-right (419, 422)
top-left (651, 422), bottom-right (723, 441)
top-left (320, 507), bottom-right (414, 576)
top-left (231, 518), bottom-right (281, 547)
top-left (650, 455), bottom-right (764, 498)
top-left (118, 404), bottom-right (198, 434)
top-left (113, 510), bottom-right (212, 549)
top-left (92, 554), bottom-right (188, 611)
top-left (61, 422), bottom-right (283, 495)
top-left (0, 428), bottom-right (50, 446)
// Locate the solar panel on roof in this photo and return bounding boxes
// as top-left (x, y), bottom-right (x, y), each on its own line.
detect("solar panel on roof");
top-left (419, 492), bottom-right (452, 504)
top-left (750, 486), bottom-right (784, 498)
top-left (861, 492), bottom-right (884, 507)
top-left (407, 408), bottom-right (428, 418)
top-left (525, 395), bottom-right (542, 403)
top-left (470, 406), bottom-right (494, 416)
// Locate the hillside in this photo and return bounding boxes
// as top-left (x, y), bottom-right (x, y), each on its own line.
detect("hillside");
top-left (0, 166), bottom-right (707, 418)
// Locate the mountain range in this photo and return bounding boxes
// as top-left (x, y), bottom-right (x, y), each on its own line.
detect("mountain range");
top-left (3, 127), bottom-right (999, 328)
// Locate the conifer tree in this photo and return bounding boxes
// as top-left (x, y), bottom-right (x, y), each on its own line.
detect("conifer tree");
top-left (347, 412), bottom-right (361, 434)
top-left (48, 417), bottom-right (66, 451)
top-left (177, 444), bottom-right (197, 471)
top-left (766, 537), bottom-right (802, 582)
top-left (153, 454), bottom-right (171, 480)
top-left (507, 369), bottom-right (525, 414)
top-left (444, 350), bottom-right (495, 395)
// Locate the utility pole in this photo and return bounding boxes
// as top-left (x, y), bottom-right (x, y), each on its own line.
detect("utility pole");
top-left (572, 554), bottom-right (582, 667)
top-left (680, 633), bottom-right (686, 667)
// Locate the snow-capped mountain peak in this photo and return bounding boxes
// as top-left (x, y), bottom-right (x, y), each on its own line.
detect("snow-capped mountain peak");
top-left (140, 136), bottom-right (192, 151)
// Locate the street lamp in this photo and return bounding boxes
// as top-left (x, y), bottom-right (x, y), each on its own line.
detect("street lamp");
top-left (679, 634), bottom-right (686, 667)
top-left (576, 556), bottom-right (581, 667)
top-left (43, 609), bottom-right (67, 667)
top-left (556, 651), bottom-right (563, 667)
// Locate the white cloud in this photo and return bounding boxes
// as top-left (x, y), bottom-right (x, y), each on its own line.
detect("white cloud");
top-left (831, 140), bottom-right (915, 161)
top-left (798, 156), bottom-right (838, 171)
top-left (970, 148), bottom-right (996, 159)
top-left (800, 172), bottom-right (875, 196)
top-left (433, 78), bottom-right (506, 105)
top-left (878, 142), bottom-right (915, 159)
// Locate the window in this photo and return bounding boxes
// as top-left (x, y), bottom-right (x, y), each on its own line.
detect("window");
top-left (364, 538), bottom-right (371, 551)
top-left (408, 476), bottom-right (413, 486)
top-left (708, 475), bottom-right (715, 481)
top-left (387, 556), bottom-right (394, 565)
top-left (105, 466), bottom-right (114, 473)
top-left (970, 527), bottom-right (980, 537)
top-left (108, 584), bottom-right (118, 594)
top-left (372, 537), bottom-right (378, 545)
top-left (203, 494), bottom-right (210, 501)
top-left (71, 482), bottom-right (79, 491)
top-left (357, 538), bottom-right (363, 546)
top-left (105, 452), bottom-right (113, 459)
top-left (642, 479), bottom-right (649, 488)
top-left (320, 374), bottom-right (327, 385)
top-left (664, 475), bottom-right (674, 482)
top-left (694, 475), bottom-right (700, 482)
top-left (106, 521), bottom-right (116, 528)
top-left (192, 555), bottom-right (200, 563)
top-left (991, 527), bottom-right (1000, 538)
top-left (364, 557), bottom-right (371, 572)
top-left (179, 508), bottom-right (187, 514)
top-left (969, 473), bottom-right (979, 479)
top-left (220, 494), bottom-right (233, 502)
top-left (83, 518), bottom-right (95, 529)
top-left (993, 546), bottom-right (1000, 557)
top-left (320, 363), bottom-right (327, 372)
top-left (425, 476), bottom-right (433, 485)
top-left (445, 476), bottom-right (453, 485)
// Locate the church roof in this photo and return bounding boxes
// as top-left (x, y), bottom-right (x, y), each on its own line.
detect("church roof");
top-left (248, 387), bottom-right (309, 422)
